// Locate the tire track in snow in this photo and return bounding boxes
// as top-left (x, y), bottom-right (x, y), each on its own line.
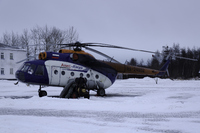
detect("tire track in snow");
top-left (0, 108), bottom-right (200, 122)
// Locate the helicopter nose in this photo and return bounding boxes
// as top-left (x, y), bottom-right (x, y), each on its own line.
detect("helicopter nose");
top-left (15, 71), bottom-right (25, 82)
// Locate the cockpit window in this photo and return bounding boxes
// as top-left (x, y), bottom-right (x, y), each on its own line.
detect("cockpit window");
top-left (27, 64), bottom-right (36, 74)
top-left (21, 63), bottom-right (30, 72)
top-left (35, 65), bottom-right (44, 76)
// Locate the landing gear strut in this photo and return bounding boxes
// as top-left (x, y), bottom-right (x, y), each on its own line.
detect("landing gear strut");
top-left (38, 85), bottom-right (47, 97)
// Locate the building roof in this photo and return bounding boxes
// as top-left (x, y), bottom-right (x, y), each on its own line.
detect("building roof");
top-left (0, 43), bottom-right (26, 52)
top-left (0, 43), bottom-right (19, 49)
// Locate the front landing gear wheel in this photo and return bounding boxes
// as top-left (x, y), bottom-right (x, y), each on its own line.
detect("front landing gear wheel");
top-left (39, 90), bottom-right (47, 97)
top-left (38, 85), bottom-right (47, 97)
top-left (97, 88), bottom-right (105, 97)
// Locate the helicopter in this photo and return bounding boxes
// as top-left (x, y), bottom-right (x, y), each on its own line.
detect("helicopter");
top-left (15, 42), bottom-right (196, 99)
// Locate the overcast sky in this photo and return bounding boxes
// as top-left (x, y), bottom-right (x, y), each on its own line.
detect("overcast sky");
top-left (0, 0), bottom-right (200, 63)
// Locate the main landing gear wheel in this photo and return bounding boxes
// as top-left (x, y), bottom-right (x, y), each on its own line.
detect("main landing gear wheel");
top-left (38, 85), bottom-right (47, 97)
top-left (97, 88), bottom-right (105, 97)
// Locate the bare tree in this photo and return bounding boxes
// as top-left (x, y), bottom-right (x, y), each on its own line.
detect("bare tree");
top-left (2, 32), bottom-right (11, 45)
top-left (66, 26), bottom-right (79, 43)
top-left (20, 29), bottom-right (31, 58)
top-left (0, 25), bottom-right (79, 60)
top-left (1, 31), bottom-right (21, 48)
top-left (31, 25), bottom-right (43, 55)
top-left (65, 26), bottom-right (79, 50)
top-left (29, 25), bottom-right (79, 53)
top-left (50, 26), bottom-right (67, 52)
top-left (11, 32), bottom-right (20, 47)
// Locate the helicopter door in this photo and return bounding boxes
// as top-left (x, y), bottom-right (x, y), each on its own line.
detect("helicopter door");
top-left (50, 66), bottom-right (61, 85)
top-left (59, 68), bottom-right (70, 86)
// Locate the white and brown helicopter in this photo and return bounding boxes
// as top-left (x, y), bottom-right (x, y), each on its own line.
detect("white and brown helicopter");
top-left (15, 42), bottom-right (196, 99)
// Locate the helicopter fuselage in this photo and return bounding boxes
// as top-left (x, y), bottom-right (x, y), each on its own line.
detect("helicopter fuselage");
top-left (15, 52), bottom-right (118, 91)
top-left (15, 48), bottom-right (170, 98)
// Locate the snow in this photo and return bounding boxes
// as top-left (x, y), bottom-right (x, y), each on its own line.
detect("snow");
top-left (0, 77), bottom-right (200, 133)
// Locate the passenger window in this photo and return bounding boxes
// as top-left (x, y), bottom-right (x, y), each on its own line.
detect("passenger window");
top-left (61, 71), bottom-right (65, 75)
top-left (35, 65), bottom-right (44, 76)
top-left (54, 70), bottom-right (58, 75)
top-left (95, 74), bottom-right (99, 79)
top-left (28, 64), bottom-right (36, 74)
top-left (86, 74), bottom-right (90, 78)
top-left (71, 72), bottom-right (74, 76)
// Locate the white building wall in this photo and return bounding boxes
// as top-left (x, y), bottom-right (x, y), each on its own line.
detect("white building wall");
top-left (0, 48), bottom-right (26, 79)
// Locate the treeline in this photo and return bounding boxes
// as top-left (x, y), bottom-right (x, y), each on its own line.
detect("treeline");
top-left (128, 44), bottom-right (200, 79)
top-left (0, 25), bottom-right (79, 59)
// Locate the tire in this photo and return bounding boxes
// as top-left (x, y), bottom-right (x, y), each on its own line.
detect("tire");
top-left (39, 90), bottom-right (47, 97)
top-left (97, 88), bottom-right (105, 97)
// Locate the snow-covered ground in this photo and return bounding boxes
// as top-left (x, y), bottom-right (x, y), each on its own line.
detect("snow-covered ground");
top-left (0, 77), bottom-right (200, 133)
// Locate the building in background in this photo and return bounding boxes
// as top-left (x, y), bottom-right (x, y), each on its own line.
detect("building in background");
top-left (0, 43), bottom-right (26, 79)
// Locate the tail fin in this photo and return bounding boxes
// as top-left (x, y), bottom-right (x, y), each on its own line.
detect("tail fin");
top-left (156, 59), bottom-right (170, 76)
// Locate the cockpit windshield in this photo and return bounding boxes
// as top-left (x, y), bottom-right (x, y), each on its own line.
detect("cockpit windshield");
top-left (27, 64), bottom-right (36, 74)
top-left (19, 63), bottom-right (44, 76)
top-left (20, 63), bottom-right (30, 72)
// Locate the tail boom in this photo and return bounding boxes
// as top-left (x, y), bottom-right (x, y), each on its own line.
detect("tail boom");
top-left (102, 61), bottom-right (164, 76)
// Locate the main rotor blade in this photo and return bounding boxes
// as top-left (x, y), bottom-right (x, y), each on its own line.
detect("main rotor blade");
top-left (58, 42), bottom-right (156, 54)
top-left (58, 42), bottom-right (198, 61)
top-left (16, 56), bottom-right (36, 64)
top-left (92, 43), bottom-right (157, 54)
top-left (27, 43), bottom-right (58, 47)
top-left (85, 47), bottom-right (121, 64)
top-left (85, 42), bottom-right (158, 54)
top-left (174, 55), bottom-right (198, 61)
